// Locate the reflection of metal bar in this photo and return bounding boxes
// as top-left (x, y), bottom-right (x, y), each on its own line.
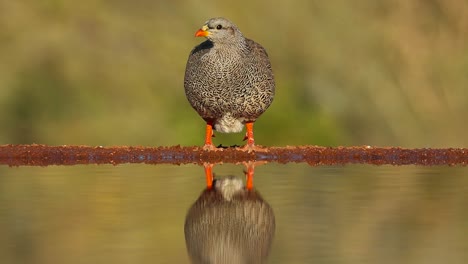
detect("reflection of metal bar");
top-left (1, 145), bottom-right (467, 166)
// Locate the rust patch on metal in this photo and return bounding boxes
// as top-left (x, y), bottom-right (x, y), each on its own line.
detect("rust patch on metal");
top-left (0, 144), bottom-right (466, 166)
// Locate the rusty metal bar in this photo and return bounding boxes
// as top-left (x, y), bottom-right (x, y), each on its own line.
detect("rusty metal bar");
top-left (0, 144), bottom-right (466, 166)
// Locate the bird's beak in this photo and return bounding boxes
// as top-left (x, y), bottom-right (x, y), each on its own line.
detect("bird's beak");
top-left (195, 25), bottom-right (210, 37)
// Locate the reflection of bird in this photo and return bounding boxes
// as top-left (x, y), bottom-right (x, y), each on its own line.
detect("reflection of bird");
top-left (184, 17), bottom-right (275, 150)
top-left (184, 176), bottom-right (275, 264)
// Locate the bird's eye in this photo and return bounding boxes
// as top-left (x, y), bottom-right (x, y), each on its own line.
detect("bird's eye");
top-left (216, 25), bottom-right (222, 30)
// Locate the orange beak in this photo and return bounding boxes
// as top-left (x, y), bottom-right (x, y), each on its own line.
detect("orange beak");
top-left (195, 26), bottom-right (210, 37)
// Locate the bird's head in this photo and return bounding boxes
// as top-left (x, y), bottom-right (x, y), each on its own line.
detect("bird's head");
top-left (195, 17), bottom-right (244, 44)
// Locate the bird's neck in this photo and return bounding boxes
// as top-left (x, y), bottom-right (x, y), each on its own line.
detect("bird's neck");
top-left (212, 38), bottom-right (248, 54)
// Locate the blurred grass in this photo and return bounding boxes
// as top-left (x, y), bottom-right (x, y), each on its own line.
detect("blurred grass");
top-left (0, 0), bottom-right (467, 147)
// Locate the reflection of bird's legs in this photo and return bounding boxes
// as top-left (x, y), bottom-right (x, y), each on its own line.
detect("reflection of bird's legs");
top-left (203, 163), bottom-right (214, 189)
top-left (243, 161), bottom-right (255, 190)
top-left (243, 161), bottom-right (268, 190)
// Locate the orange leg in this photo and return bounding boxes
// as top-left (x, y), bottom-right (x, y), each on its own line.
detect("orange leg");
top-left (244, 162), bottom-right (254, 190)
top-left (242, 121), bottom-right (264, 152)
top-left (203, 163), bottom-right (214, 189)
top-left (203, 122), bottom-right (215, 150)
top-left (243, 121), bottom-right (255, 146)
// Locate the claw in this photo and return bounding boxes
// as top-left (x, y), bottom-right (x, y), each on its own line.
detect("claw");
top-left (202, 144), bottom-right (216, 151)
top-left (240, 143), bottom-right (266, 153)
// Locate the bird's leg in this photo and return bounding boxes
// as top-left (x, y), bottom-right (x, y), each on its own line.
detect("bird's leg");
top-left (203, 163), bottom-right (214, 189)
top-left (241, 122), bottom-right (265, 152)
top-left (203, 122), bottom-right (216, 150)
top-left (243, 121), bottom-right (255, 146)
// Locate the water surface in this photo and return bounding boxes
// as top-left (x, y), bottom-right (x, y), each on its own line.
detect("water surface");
top-left (0, 164), bottom-right (467, 264)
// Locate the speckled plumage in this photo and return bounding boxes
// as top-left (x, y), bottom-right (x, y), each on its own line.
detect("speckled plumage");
top-left (184, 17), bottom-right (275, 135)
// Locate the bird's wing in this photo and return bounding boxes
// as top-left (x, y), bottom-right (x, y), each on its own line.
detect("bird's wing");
top-left (245, 38), bottom-right (273, 72)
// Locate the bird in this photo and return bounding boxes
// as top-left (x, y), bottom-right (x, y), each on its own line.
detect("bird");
top-left (184, 175), bottom-right (275, 264)
top-left (184, 17), bottom-right (275, 150)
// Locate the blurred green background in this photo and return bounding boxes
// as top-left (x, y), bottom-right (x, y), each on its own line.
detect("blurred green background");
top-left (1, 0), bottom-right (467, 147)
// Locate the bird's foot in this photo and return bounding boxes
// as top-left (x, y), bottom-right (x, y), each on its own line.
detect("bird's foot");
top-left (239, 143), bottom-right (266, 153)
top-left (202, 144), bottom-right (223, 151)
top-left (202, 144), bottom-right (216, 151)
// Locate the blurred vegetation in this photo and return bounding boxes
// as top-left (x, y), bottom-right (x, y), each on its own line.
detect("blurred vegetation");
top-left (0, 0), bottom-right (467, 147)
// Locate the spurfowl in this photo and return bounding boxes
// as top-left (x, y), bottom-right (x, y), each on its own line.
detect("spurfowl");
top-left (184, 17), bottom-right (275, 150)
